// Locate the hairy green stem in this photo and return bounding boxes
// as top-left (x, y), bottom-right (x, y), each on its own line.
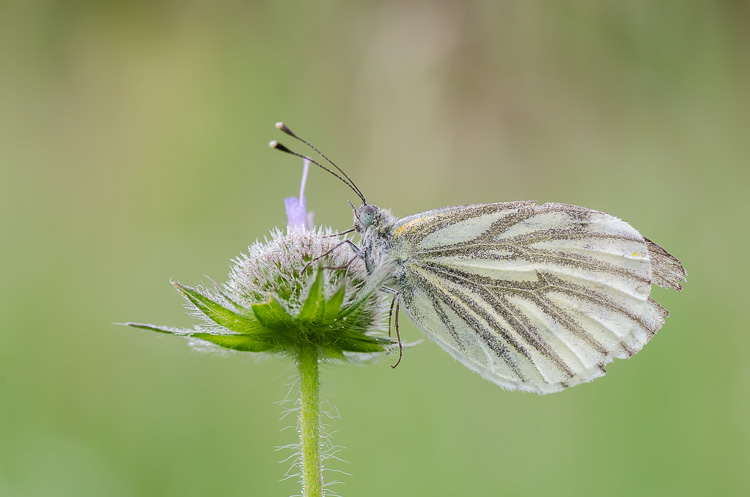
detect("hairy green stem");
top-left (298, 345), bottom-right (322, 497)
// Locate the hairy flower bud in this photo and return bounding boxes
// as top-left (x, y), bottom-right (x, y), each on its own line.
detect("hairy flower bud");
top-left (127, 227), bottom-right (392, 360)
top-left (128, 155), bottom-right (392, 360)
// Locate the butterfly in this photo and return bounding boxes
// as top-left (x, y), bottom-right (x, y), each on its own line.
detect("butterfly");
top-left (271, 123), bottom-right (687, 394)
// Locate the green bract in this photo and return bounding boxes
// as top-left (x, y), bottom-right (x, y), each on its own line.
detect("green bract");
top-left (127, 228), bottom-right (393, 360)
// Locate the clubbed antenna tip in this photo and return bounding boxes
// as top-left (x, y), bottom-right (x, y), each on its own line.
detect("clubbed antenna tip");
top-left (270, 122), bottom-right (367, 204)
top-left (275, 122), bottom-right (294, 136)
top-left (269, 140), bottom-right (297, 155)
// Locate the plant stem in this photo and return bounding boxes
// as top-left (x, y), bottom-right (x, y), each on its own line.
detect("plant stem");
top-left (298, 345), bottom-right (322, 497)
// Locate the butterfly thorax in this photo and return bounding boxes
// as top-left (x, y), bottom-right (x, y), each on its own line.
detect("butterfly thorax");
top-left (354, 204), bottom-right (400, 280)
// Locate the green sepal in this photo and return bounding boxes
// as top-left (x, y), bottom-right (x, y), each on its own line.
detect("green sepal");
top-left (214, 288), bottom-right (246, 313)
top-left (324, 284), bottom-right (346, 322)
top-left (338, 292), bottom-right (369, 321)
top-left (190, 333), bottom-right (276, 352)
top-left (296, 268), bottom-right (326, 325)
top-left (129, 274), bottom-right (394, 358)
top-left (251, 296), bottom-right (291, 329)
top-left (173, 282), bottom-right (260, 334)
top-left (124, 323), bottom-right (275, 352)
top-left (125, 323), bottom-right (186, 335)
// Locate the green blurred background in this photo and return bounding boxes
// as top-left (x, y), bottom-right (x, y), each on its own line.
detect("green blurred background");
top-left (1, 1), bottom-right (748, 496)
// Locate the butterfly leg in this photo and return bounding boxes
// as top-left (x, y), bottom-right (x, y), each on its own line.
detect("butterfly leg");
top-left (392, 297), bottom-right (403, 369)
top-left (322, 254), bottom-right (360, 271)
top-left (382, 287), bottom-right (403, 369)
top-left (301, 239), bottom-right (361, 274)
top-left (323, 227), bottom-right (356, 237)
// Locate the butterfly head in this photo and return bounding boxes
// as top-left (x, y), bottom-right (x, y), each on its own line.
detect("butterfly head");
top-left (354, 203), bottom-right (380, 233)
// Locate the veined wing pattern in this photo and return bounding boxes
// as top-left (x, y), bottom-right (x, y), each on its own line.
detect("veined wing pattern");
top-left (391, 201), bottom-right (686, 394)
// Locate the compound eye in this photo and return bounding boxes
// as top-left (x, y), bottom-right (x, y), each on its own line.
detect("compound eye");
top-left (359, 205), bottom-right (377, 228)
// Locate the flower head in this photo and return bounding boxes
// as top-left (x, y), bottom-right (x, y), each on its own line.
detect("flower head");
top-left (127, 160), bottom-right (392, 360)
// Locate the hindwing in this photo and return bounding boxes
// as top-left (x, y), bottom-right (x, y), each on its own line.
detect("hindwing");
top-left (391, 202), bottom-right (686, 394)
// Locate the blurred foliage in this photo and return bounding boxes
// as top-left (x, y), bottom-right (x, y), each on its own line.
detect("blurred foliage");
top-left (0, 1), bottom-right (748, 496)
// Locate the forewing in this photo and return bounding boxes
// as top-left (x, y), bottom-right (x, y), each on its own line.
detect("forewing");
top-left (393, 202), bottom-right (684, 394)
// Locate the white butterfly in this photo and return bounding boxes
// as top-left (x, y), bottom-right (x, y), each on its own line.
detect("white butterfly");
top-left (354, 201), bottom-right (685, 394)
top-left (271, 124), bottom-right (687, 394)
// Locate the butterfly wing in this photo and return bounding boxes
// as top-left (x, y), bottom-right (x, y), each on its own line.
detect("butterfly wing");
top-left (391, 201), bottom-right (686, 394)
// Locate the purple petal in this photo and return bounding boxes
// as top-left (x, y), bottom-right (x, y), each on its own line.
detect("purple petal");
top-left (285, 159), bottom-right (313, 230)
top-left (285, 196), bottom-right (307, 230)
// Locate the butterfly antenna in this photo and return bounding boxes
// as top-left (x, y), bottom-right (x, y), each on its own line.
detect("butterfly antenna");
top-left (275, 122), bottom-right (367, 204)
top-left (269, 140), bottom-right (367, 204)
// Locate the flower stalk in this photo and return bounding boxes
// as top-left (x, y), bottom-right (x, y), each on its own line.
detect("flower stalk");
top-left (298, 345), bottom-right (322, 497)
top-left (125, 157), bottom-right (394, 496)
